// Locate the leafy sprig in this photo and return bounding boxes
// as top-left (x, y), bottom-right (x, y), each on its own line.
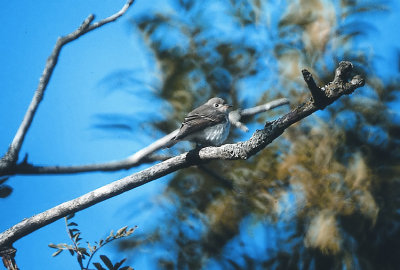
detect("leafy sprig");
top-left (49, 213), bottom-right (136, 270)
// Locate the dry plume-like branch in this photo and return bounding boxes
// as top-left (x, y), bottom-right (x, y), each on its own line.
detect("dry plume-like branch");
top-left (0, 61), bottom-right (365, 251)
top-left (0, 0), bottom-right (135, 172)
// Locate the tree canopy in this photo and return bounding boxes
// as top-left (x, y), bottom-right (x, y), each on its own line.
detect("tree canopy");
top-left (110, 0), bottom-right (400, 269)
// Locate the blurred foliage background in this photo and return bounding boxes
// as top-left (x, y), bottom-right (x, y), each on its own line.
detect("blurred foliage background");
top-left (102, 0), bottom-right (400, 269)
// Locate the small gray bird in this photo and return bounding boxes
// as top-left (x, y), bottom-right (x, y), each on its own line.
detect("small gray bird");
top-left (171, 97), bottom-right (231, 146)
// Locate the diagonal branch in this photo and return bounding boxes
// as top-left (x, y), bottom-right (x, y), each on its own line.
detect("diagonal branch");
top-left (0, 0), bottom-right (135, 170)
top-left (0, 99), bottom-right (288, 176)
top-left (0, 61), bottom-right (365, 249)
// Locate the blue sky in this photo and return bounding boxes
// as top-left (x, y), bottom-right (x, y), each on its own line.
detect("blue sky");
top-left (1, 1), bottom-right (400, 269)
top-left (0, 1), bottom-right (162, 269)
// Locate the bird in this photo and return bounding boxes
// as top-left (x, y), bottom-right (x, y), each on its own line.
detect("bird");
top-left (170, 97), bottom-right (232, 147)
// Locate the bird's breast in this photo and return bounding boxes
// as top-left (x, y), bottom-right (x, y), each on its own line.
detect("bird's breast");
top-left (202, 121), bottom-right (230, 146)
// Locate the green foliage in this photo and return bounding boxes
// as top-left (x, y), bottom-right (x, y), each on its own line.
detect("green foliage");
top-left (49, 214), bottom-right (135, 270)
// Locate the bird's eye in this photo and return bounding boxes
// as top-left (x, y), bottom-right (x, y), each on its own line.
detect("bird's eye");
top-left (214, 103), bottom-right (219, 107)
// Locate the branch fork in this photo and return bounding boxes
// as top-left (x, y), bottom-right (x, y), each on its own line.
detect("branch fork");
top-left (302, 61), bottom-right (365, 109)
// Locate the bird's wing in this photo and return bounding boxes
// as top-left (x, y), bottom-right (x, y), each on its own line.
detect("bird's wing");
top-left (174, 111), bottom-right (226, 140)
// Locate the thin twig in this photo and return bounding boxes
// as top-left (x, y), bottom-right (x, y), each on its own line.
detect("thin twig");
top-left (240, 98), bottom-right (289, 116)
top-left (229, 98), bottom-right (290, 131)
top-left (3, 155), bottom-right (168, 176)
top-left (0, 0), bottom-right (135, 169)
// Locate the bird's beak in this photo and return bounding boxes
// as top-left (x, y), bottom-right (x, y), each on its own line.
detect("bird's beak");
top-left (221, 104), bottom-right (232, 112)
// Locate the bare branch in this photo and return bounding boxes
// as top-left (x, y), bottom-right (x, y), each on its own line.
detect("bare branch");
top-left (0, 61), bottom-right (365, 249)
top-left (229, 98), bottom-right (290, 131)
top-left (240, 98), bottom-right (290, 116)
top-left (88, 0), bottom-right (134, 30)
top-left (2, 155), bottom-right (167, 176)
top-left (126, 130), bottom-right (179, 163)
top-left (302, 61), bottom-right (363, 109)
top-left (0, 0), bottom-right (135, 169)
top-left (0, 99), bottom-right (286, 176)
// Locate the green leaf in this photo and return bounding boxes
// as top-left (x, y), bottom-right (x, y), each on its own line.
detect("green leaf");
top-left (68, 222), bottom-right (78, 227)
top-left (48, 243), bottom-right (58, 249)
top-left (62, 244), bottom-right (74, 249)
top-left (119, 267), bottom-right (133, 270)
top-left (50, 243), bottom-right (69, 250)
top-left (51, 249), bottom-right (63, 257)
top-left (68, 248), bottom-right (75, 256)
top-left (73, 233), bottom-right (82, 243)
top-left (100, 255), bottom-right (114, 270)
top-left (87, 242), bottom-right (93, 253)
top-left (93, 262), bottom-right (106, 270)
top-left (78, 247), bottom-right (89, 256)
top-left (116, 226), bottom-right (128, 236)
top-left (114, 258), bottom-right (127, 269)
top-left (126, 226), bottom-right (137, 236)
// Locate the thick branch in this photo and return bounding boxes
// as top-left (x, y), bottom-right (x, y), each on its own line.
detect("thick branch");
top-left (0, 0), bottom-right (134, 170)
top-left (0, 99), bottom-right (287, 176)
top-left (0, 61), bottom-right (364, 249)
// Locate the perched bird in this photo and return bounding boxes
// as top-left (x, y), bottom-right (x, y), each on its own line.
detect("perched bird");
top-left (171, 97), bottom-right (232, 146)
